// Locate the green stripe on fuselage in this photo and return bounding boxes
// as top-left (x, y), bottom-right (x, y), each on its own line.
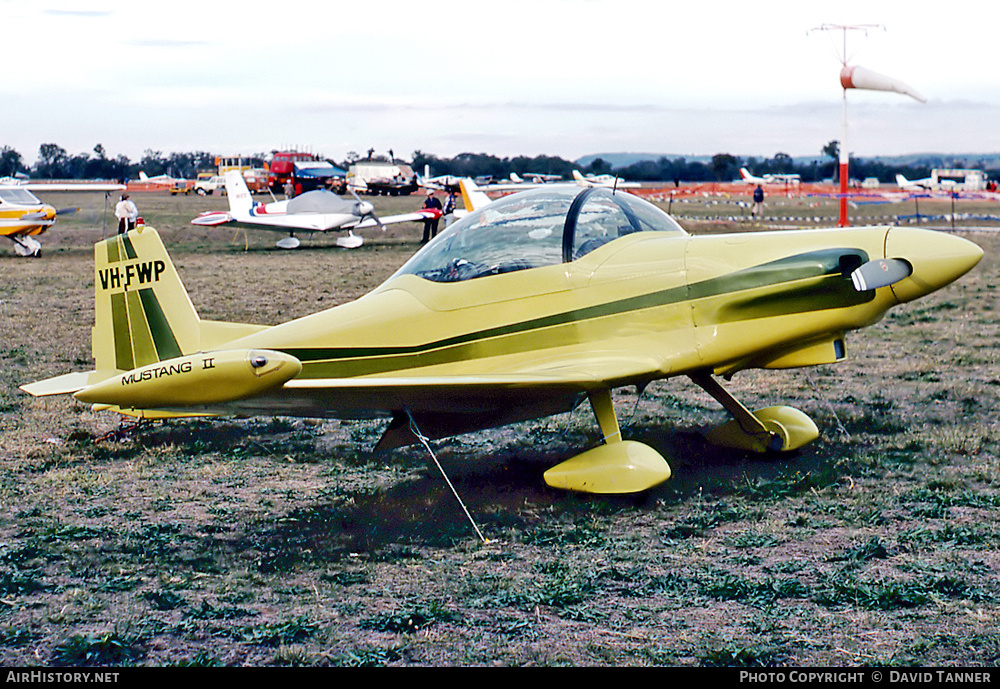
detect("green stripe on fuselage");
top-left (282, 248), bottom-right (872, 378)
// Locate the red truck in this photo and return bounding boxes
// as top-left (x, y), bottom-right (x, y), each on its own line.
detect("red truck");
top-left (268, 151), bottom-right (317, 192)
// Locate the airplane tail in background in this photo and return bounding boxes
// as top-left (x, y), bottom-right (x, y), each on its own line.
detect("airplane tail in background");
top-left (459, 179), bottom-right (493, 213)
top-left (223, 170), bottom-right (255, 218)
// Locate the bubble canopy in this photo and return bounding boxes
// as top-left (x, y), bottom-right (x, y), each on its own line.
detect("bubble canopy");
top-left (393, 186), bottom-right (687, 283)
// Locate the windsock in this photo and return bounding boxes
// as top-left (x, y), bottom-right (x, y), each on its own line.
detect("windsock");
top-left (840, 65), bottom-right (926, 102)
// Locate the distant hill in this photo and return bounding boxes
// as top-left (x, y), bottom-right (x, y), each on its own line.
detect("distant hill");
top-left (865, 153), bottom-right (1000, 169)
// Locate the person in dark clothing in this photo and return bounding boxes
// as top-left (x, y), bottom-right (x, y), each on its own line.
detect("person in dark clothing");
top-left (421, 190), bottom-right (443, 243)
top-left (752, 184), bottom-right (765, 219)
top-left (443, 190), bottom-right (457, 227)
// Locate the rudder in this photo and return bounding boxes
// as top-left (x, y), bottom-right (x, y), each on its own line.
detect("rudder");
top-left (92, 227), bottom-right (201, 371)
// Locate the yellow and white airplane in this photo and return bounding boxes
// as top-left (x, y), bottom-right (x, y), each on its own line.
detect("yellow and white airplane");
top-left (0, 179), bottom-right (124, 257)
top-left (21, 184), bottom-right (982, 494)
top-left (191, 170), bottom-right (442, 249)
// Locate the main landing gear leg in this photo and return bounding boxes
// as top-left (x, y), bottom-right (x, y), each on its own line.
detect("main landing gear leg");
top-left (689, 371), bottom-right (818, 453)
top-left (543, 388), bottom-right (671, 494)
top-left (11, 235), bottom-right (42, 257)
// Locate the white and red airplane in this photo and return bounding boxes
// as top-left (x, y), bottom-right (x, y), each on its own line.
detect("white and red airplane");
top-left (191, 170), bottom-right (442, 249)
top-left (739, 168), bottom-right (801, 185)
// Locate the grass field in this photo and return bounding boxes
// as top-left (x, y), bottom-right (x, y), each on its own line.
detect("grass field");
top-left (1, 187), bottom-right (998, 667)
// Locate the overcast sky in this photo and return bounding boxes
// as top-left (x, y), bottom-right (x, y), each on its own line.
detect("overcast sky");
top-left (4, 0), bottom-right (999, 165)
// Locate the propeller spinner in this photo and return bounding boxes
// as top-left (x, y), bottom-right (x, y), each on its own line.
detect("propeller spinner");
top-left (349, 188), bottom-right (385, 231)
top-left (850, 258), bottom-right (912, 291)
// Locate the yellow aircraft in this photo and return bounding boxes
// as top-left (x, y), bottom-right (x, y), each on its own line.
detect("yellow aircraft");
top-left (21, 184), bottom-right (982, 494)
top-left (0, 179), bottom-right (125, 257)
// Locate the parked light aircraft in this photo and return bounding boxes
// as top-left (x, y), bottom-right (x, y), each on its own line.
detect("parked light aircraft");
top-left (0, 179), bottom-right (124, 257)
top-left (895, 174), bottom-right (934, 191)
top-left (418, 169), bottom-right (463, 192)
top-left (572, 170), bottom-right (641, 188)
top-left (191, 170), bottom-right (442, 249)
top-left (510, 172), bottom-right (562, 184)
top-left (138, 171), bottom-right (184, 185)
top-left (739, 168), bottom-right (802, 185)
top-left (22, 184), bottom-right (981, 494)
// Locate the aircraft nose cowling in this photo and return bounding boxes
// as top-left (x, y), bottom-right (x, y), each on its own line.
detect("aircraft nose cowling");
top-left (885, 227), bottom-right (983, 303)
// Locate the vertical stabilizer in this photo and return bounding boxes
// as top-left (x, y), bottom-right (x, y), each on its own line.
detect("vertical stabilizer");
top-left (92, 228), bottom-right (201, 371)
top-left (224, 169), bottom-right (255, 218)
top-left (458, 179), bottom-right (493, 213)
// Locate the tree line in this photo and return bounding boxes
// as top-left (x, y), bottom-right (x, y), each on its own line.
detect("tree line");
top-left (2, 142), bottom-right (993, 185)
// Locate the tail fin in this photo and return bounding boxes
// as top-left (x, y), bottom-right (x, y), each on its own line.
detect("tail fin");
top-left (459, 178), bottom-right (492, 212)
top-left (92, 228), bottom-right (202, 371)
top-left (224, 170), bottom-right (255, 217)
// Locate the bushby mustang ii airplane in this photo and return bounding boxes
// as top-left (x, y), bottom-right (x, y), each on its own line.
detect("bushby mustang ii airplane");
top-left (0, 179), bottom-right (124, 257)
top-left (191, 170), bottom-right (442, 249)
top-left (22, 184), bottom-right (981, 494)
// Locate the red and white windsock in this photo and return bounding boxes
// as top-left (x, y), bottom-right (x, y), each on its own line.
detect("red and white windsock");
top-left (840, 65), bottom-right (926, 102)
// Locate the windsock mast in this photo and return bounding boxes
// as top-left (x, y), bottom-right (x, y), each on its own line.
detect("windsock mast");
top-left (811, 24), bottom-right (924, 227)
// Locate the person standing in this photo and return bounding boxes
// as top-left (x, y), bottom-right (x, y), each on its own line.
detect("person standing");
top-left (421, 190), bottom-right (443, 243)
top-left (752, 184), bottom-right (765, 219)
top-left (115, 194), bottom-right (138, 234)
top-left (443, 189), bottom-right (458, 227)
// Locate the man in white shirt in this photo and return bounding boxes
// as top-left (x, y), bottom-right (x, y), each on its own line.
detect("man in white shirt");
top-left (115, 194), bottom-right (138, 234)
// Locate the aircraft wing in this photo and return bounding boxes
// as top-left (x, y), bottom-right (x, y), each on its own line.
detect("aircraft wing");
top-left (244, 354), bottom-right (655, 447)
top-left (190, 212), bottom-right (342, 232)
top-left (281, 352), bottom-right (660, 403)
top-left (23, 183), bottom-right (126, 193)
top-left (0, 218), bottom-right (56, 228)
top-left (192, 208), bottom-right (438, 232)
top-left (49, 352), bottom-right (663, 444)
top-left (352, 209), bottom-right (440, 229)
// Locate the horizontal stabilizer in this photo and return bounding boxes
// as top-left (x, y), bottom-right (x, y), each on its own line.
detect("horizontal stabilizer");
top-left (20, 370), bottom-right (117, 397)
top-left (191, 211), bottom-right (233, 226)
